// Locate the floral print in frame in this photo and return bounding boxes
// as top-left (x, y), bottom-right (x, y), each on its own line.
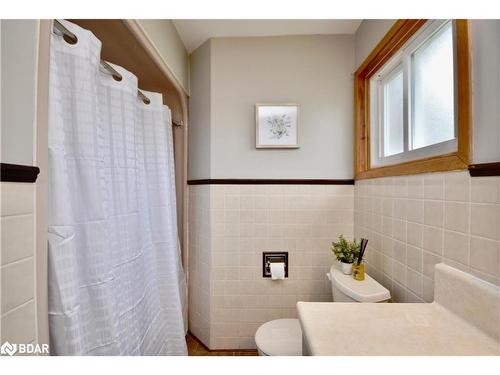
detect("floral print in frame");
top-left (255, 104), bottom-right (299, 148)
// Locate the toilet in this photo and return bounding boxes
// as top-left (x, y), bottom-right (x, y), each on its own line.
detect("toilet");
top-left (254, 264), bottom-right (391, 355)
top-left (254, 319), bottom-right (302, 356)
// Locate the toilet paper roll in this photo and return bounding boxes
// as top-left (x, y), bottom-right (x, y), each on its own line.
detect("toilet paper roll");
top-left (270, 262), bottom-right (285, 280)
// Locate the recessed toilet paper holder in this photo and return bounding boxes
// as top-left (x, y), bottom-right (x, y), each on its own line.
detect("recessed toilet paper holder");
top-left (262, 252), bottom-right (288, 278)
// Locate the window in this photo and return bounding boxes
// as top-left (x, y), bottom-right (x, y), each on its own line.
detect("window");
top-left (381, 64), bottom-right (404, 157)
top-left (370, 20), bottom-right (456, 167)
top-left (355, 20), bottom-right (471, 179)
top-left (412, 22), bottom-right (455, 149)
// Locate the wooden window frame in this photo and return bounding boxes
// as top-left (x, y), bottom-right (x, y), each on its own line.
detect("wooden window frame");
top-left (354, 19), bottom-right (472, 180)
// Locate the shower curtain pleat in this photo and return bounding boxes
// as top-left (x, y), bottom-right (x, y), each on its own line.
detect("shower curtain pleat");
top-left (47, 20), bottom-right (187, 355)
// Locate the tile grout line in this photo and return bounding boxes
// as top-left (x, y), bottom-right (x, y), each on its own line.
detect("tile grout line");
top-left (1, 297), bottom-right (35, 318)
top-left (1, 254), bottom-right (34, 269)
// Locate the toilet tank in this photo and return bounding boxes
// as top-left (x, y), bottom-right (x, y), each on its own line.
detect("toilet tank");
top-left (327, 265), bottom-right (391, 303)
top-left (332, 284), bottom-right (359, 302)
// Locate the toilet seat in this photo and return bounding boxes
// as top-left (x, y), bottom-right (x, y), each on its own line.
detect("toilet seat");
top-left (255, 319), bottom-right (302, 356)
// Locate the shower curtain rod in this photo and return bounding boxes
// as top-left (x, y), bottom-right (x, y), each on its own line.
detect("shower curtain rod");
top-left (52, 20), bottom-right (185, 127)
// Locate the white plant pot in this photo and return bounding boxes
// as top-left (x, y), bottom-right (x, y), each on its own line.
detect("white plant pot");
top-left (340, 261), bottom-right (353, 275)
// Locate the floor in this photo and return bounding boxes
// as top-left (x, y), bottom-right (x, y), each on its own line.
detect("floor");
top-left (186, 333), bottom-right (258, 356)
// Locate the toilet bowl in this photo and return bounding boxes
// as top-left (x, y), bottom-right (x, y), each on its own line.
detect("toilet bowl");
top-left (254, 319), bottom-right (302, 356)
top-left (254, 264), bottom-right (391, 356)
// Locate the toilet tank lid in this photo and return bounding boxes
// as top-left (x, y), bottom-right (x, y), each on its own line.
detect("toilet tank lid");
top-left (330, 266), bottom-right (391, 302)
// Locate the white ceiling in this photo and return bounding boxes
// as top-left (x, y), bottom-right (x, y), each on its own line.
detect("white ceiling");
top-left (173, 20), bottom-right (363, 53)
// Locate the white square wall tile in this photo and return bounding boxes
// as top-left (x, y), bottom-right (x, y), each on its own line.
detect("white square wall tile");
top-left (211, 195), bottom-right (225, 209)
top-left (240, 196), bottom-right (255, 209)
top-left (211, 337), bottom-right (240, 350)
top-left (392, 282), bottom-right (407, 302)
top-left (407, 176), bottom-right (424, 199)
top-left (469, 269), bottom-right (500, 287)
top-left (470, 204), bottom-right (500, 241)
top-left (1, 257), bottom-right (35, 314)
top-left (238, 337), bottom-right (257, 349)
top-left (393, 219), bottom-right (406, 242)
top-left (382, 255), bottom-right (393, 276)
top-left (424, 201), bottom-right (444, 228)
top-left (326, 185), bottom-right (354, 196)
top-left (424, 174), bottom-right (444, 200)
top-left (225, 195), bottom-right (240, 209)
top-left (393, 177), bottom-right (408, 198)
top-left (444, 172), bottom-right (470, 202)
top-left (254, 196), bottom-right (270, 209)
top-left (189, 182), bottom-right (357, 349)
top-left (444, 202), bottom-right (470, 233)
top-left (224, 186), bottom-right (241, 195)
top-left (212, 209), bottom-right (225, 224)
top-left (442, 258), bottom-right (469, 274)
top-left (423, 276), bottom-right (434, 302)
top-left (423, 251), bottom-right (442, 279)
top-left (470, 236), bottom-right (500, 277)
top-left (0, 300), bottom-right (36, 345)
top-left (407, 222), bottom-right (423, 248)
top-left (443, 230), bottom-right (469, 265)
top-left (1, 214), bottom-right (34, 265)
top-left (392, 261), bottom-right (406, 286)
top-left (406, 267), bottom-right (423, 297)
top-left (471, 177), bottom-right (500, 204)
top-left (406, 245), bottom-right (423, 272)
top-left (406, 199), bottom-right (424, 223)
top-left (353, 172), bottom-right (500, 307)
top-left (405, 291), bottom-right (424, 303)
top-left (393, 199), bottom-right (407, 220)
top-left (239, 186), bottom-right (255, 195)
top-left (393, 240), bottom-right (406, 263)
top-left (1, 182), bottom-right (34, 217)
top-left (382, 198), bottom-right (393, 217)
top-left (382, 217), bottom-right (392, 236)
top-left (423, 225), bottom-right (443, 256)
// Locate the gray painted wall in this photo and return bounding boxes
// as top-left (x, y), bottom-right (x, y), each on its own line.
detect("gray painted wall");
top-left (188, 40), bottom-right (212, 180)
top-left (138, 20), bottom-right (190, 94)
top-left (354, 19), bottom-right (396, 69)
top-left (471, 20), bottom-right (500, 163)
top-left (1, 20), bottom-right (39, 165)
top-left (189, 34), bottom-right (356, 179)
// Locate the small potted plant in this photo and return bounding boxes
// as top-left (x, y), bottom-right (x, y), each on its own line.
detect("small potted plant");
top-left (331, 235), bottom-right (360, 275)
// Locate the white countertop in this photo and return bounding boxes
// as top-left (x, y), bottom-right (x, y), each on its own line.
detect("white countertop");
top-left (297, 301), bottom-right (500, 356)
top-left (297, 264), bottom-right (500, 356)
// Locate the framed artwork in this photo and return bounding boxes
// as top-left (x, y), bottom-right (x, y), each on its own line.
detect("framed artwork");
top-left (255, 104), bottom-right (299, 148)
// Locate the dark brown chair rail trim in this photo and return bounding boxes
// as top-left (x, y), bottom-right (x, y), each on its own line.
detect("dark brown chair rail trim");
top-left (1, 163), bottom-right (40, 183)
top-left (468, 162), bottom-right (500, 177)
top-left (187, 179), bottom-right (355, 185)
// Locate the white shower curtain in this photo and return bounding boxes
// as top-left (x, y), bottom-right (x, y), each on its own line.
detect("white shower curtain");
top-left (47, 20), bottom-right (187, 355)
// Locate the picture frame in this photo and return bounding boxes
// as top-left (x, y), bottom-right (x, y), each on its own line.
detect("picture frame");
top-left (255, 103), bottom-right (299, 148)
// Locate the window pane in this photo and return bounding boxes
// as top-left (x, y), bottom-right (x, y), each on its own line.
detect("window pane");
top-left (383, 69), bottom-right (404, 156)
top-left (411, 21), bottom-right (455, 150)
